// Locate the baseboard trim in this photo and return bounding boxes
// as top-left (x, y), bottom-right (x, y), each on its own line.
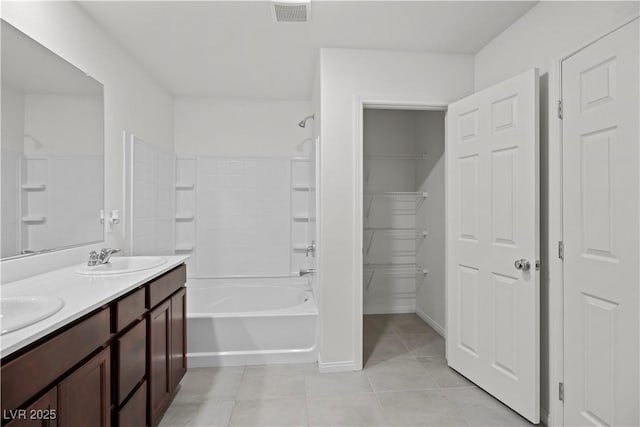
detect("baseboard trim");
top-left (318, 359), bottom-right (354, 373)
top-left (415, 307), bottom-right (446, 337)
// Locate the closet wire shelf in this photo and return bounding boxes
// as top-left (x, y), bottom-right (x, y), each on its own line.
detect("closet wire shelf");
top-left (364, 263), bottom-right (428, 291)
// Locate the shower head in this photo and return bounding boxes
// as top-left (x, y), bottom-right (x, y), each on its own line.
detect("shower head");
top-left (298, 114), bottom-right (315, 128)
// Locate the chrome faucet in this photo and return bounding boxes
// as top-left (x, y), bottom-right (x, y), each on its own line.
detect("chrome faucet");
top-left (87, 248), bottom-right (121, 266)
top-left (305, 240), bottom-right (316, 257)
top-left (99, 248), bottom-right (121, 264)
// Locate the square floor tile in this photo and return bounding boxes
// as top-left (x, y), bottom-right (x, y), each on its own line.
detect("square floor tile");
top-left (366, 357), bottom-right (439, 392)
top-left (159, 399), bottom-right (235, 427)
top-left (364, 334), bottom-right (410, 362)
top-left (305, 370), bottom-right (372, 397)
top-left (444, 387), bottom-right (534, 426)
top-left (377, 390), bottom-right (468, 427)
top-left (396, 333), bottom-right (446, 357)
top-left (307, 393), bottom-right (387, 426)
top-left (236, 370), bottom-right (306, 400)
top-left (418, 356), bottom-right (474, 388)
top-left (174, 367), bottom-right (245, 403)
top-left (229, 397), bottom-right (308, 426)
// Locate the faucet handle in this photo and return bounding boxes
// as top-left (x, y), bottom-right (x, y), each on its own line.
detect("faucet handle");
top-left (87, 250), bottom-right (99, 266)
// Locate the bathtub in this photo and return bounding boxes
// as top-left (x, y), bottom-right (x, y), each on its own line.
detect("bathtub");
top-left (186, 278), bottom-right (318, 367)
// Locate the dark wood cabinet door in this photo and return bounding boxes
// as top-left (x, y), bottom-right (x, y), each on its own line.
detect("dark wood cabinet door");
top-left (148, 300), bottom-right (171, 426)
top-left (4, 387), bottom-right (57, 427)
top-left (58, 347), bottom-right (110, 427)
top-left (170, 288), bottom-right (186, 391)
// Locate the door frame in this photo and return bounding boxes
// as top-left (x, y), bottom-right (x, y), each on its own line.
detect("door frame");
top-left (353, 95), bottom-right (449, 370)
top-left (547, 12), bottom-right (639, 427)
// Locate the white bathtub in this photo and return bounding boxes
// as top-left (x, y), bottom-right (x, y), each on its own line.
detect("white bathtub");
top-left (186, 278), bottom-right (318, 367)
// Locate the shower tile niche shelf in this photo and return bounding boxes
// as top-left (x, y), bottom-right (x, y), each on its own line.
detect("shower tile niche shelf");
top-left (175, 183), bottom-right (195, 190)
top-left (174, 245), bottom-right (194, 252)
top-left (21, 184), bottom-right (46, 191)
top-left (175, 213), bottom-right (194, 221)
top-left (292, 184), bottom-right (312, 191)
top-left (21, 216), bottom-right (46, 223)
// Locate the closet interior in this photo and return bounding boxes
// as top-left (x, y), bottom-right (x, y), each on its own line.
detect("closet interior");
top-left (363, 108), bottom-right (446, 324)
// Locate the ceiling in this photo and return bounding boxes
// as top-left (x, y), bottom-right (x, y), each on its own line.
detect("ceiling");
top-left (78, 1), bottom-right (537, 99)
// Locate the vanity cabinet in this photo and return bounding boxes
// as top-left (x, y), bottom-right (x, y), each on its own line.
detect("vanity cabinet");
top-left (148, 275), bottom-right (187, 426)
top-left (1, 264), bottom-right (187, 427)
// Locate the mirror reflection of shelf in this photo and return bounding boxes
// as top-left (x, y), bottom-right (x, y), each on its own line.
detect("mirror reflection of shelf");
top-left (292, 214), bottom-right (310, 222)
top-left (22, 216), bottom-right (46, 223)
top-left (175, 245), bottom-right (194, 252)
top-left (21, 184), bottom-right (46, 191)
top-left (175, 213), bottom-right (194, 221)
top-left (175, 183), bottom-right (195, 190)
top-left (292, 184), bottom-right (311, 191)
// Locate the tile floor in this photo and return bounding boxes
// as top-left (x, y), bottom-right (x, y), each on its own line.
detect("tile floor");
top-left (159, 313), bottom-right (535, 427)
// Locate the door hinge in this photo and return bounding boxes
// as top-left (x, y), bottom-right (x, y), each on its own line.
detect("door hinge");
top-left (558, 241), bottom-right (564, 260)
top-left (559, 382), bottom-right (564, 401)
top-left (557, 100), bottom-right (563, 119)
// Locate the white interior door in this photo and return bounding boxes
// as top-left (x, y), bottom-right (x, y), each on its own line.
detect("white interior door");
top-left (562, 19), bottom-right (639, 427)
top-left (446, 68), bottom-right (540, 423)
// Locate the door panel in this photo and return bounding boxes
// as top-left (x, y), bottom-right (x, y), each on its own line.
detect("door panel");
top-left (562, 19), bottom-right (639, 427)
top-left (447, 68), bottom-right (539, 423)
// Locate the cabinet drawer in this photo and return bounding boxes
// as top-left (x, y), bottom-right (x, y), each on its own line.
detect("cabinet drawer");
top-left (147, 265), bottom-right (186, 308)
top-left (1, 308), bottom-right (110, 412)
top-left (116, 288), bottom-right (145, 332)
top-left (116, 319), bottom-right (146, 405)
top-left (117, 381), bottom-right (147, 427)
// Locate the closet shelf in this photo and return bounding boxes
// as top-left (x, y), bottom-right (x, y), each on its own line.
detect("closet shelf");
top-left (22, 216), bottom-right (46, 223)
top-left (175, 183), bottom-right (195, 190)
top-left (365, 153), bottom-right (428, 160)
top-left (21, 184), bottom-right (46, 191)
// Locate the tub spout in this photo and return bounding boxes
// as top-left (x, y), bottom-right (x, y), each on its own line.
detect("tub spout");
top-left (299, 268), bottom-right (316, 276)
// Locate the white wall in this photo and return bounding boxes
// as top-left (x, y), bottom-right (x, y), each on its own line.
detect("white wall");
top-left (2, 1), bottom-right (174, 256)
top-left (474, 2), bottom-right (639, 422)
top-left (475, 1), bottom-right (639, 90)
top-left (318, 48), bottom-right (474, 368)
top-left (415, 110), bottom-right (446, 333)
top-left (174, 98), bottom-right (311, 158)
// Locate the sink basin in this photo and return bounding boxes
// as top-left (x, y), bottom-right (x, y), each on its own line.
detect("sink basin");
top-left (1, 296), bottom-right (65, 335)
top-left (75, 256), bottom-right (167, 276)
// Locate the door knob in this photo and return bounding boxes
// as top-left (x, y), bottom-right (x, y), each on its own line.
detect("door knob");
top-left (514, 258), bottom-right (531, 272)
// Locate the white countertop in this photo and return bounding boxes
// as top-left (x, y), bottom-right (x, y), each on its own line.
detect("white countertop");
top-left (0, 255), bottom-right (189, 359)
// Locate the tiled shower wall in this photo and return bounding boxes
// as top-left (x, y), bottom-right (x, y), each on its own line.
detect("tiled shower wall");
top-left (194, 157), bottom-right (291, 277)
top-left (125, 134), bottom-right (175, 255)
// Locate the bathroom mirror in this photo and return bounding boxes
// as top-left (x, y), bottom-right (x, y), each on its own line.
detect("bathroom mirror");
top-left (1, 20), bottom-right (104, 259)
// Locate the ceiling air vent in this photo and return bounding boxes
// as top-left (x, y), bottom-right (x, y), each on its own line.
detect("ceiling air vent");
top-left (271, 0), bottom-right (310, 23)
